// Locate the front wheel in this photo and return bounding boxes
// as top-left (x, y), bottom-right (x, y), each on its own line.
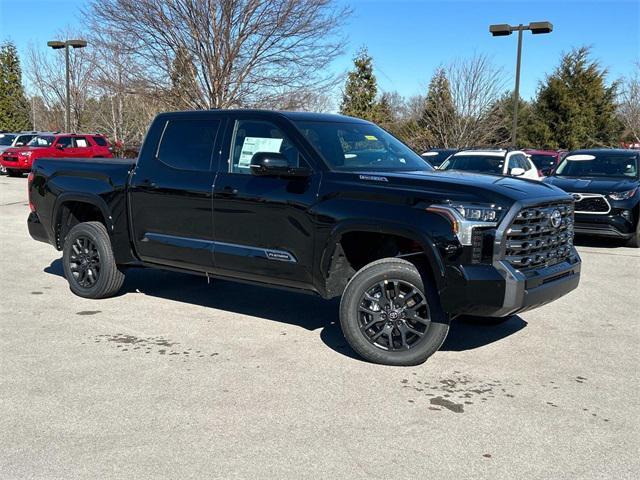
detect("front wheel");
top-left (340, 258), bottom-right (449, 366)
top-left (62, 221), bottom-right (125, 299)
top-left (6, 169), bottom-right (22, 177)
top-left (625, 221), bottom-right (640, 248)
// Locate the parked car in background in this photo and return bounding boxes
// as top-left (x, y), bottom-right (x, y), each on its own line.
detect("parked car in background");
top-left (0, 133), bottom-right (112, 177)
top-left (544, 149), bottom-right (640, 247)
top-left (421, 148), bottom-right (458, 167)
top-left (0, 132), bottom-right (39, 174)
top-left (438, 149), bottom-right (540, 180)
top-left (523, 149), bottom-right (561, 176)
top-left (26, 109), bottom-right (580, 366)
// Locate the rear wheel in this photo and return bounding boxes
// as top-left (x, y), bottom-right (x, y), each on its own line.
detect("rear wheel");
top-left (62, 221), bottom-right (125, 299)
top-left (340, 258), bottom-right (449, 366)
top-left (6, 169), bottom-right (22, 177)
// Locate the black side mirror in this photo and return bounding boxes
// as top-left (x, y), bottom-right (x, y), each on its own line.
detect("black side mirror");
top-left (55, 144), bottom-right (64, 150)
top-left (250, 152), bottom-right (310, 177)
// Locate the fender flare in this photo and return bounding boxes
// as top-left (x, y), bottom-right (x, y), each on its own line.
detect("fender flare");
top-left (52, 192), bottom-right (114, 246)
top-left (319, 219), bottom-right (447, 291)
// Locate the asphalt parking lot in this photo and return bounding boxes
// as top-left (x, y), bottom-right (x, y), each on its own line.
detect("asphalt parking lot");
top-left (1, 176), bottom-right (639, 480)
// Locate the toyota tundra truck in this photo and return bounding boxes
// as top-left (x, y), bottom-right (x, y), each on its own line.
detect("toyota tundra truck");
top-left (27, 110), bottom-right (581, 365)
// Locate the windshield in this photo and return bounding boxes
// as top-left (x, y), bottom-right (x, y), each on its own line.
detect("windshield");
top-left (27, 135), bottom-right (55, 147)
top-left (439, 154), bottom-right (505, 174)
top-left (0, 134), bottom-right (16, 146)
top-left (529, 154), bottom-right (557, 170)
top-left (294, 121), bottom-right (432, 171)
top-left (422, 150), bottom-right (456, 166)
top-left (555, 153), bottom-right (639, 178)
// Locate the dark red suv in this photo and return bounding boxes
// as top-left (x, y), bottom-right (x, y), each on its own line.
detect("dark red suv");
top-left (0, 133), bottom-right (113, 176)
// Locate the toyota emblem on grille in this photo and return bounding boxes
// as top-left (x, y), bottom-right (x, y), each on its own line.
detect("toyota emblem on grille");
top-left (572, 193), bottom-right (582, 201)
top-left (550, 209), bottom-right (562, 228)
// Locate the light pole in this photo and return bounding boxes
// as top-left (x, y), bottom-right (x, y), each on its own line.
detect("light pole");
top-left (47, 39), bottom-right (87, 132)
top-left (489, 21), bottom-right (552, 147)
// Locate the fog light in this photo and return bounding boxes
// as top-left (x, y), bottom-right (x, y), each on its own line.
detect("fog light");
top-left (621, 210), bottom-right (633, 222)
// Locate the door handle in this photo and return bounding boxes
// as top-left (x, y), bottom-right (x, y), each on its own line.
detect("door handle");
top-left (220, 186), bottom-right (238, 197)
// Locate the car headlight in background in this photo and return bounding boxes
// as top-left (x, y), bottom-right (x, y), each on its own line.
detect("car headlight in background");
top-left (19, 151), bottom-right (32, 158)
top-left (608, 188), bottom-right (638, 201)
top-left (427, 203), bottom-right (504, 245)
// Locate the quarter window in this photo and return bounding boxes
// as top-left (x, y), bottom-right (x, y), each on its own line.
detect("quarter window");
top-left (157, 118), bottom-right (221, 171)
top-left (229, 119), bottom-right (303, 174)
top-left (92, 136), bottom-right (108, 146)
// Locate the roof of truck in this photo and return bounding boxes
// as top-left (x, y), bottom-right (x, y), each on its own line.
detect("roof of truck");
top-left (157, 109), bottom-right (370, 124)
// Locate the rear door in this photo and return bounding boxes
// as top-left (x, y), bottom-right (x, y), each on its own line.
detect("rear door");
top-left (129, 114), bottom-right (223, 270)
top-left (72, 136), bottom-right (93, 157)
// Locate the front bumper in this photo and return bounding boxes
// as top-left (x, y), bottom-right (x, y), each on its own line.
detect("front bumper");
top-left (441, 250), bottom-right (581, 317)
top-left (574, 212), bottom-right (636, 239)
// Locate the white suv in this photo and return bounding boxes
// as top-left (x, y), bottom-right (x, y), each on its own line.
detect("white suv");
top-left (438, 149), bottom-right (541, 180)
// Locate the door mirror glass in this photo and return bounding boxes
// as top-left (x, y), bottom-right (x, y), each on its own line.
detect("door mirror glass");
top-left (510, 167), bottom-right (526, 176)
top-left (55, 144), bottom-right (65, 150)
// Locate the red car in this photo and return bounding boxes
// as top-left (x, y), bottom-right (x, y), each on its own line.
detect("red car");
top-left (523, 149), bottom-right (561, 177)
top-left (0, 133), bottom-right (113, 177)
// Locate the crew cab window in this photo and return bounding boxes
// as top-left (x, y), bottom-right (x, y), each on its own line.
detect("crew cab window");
top-left (74, 137), bottom-right (90, 148)
top-left (229, 119), bottom-right (302, 174)
top-left (56, 137), bottom-right (73, 148)
top-left (156, 118), bottom-right (221, 171)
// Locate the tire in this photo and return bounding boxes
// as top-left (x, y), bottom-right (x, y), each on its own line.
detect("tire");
top-left (625, 221), bottom-right (640, 248)
top-left (62, 221), bottom-right (125, 299)
top-left (6, 169), bottom-right (22, 177)
top-left (0, 165), bottom-right (6, 175)
top-left (340, 258), bottom-right (449, 366)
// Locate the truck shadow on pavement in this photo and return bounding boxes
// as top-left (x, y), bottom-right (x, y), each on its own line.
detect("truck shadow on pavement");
top-left (45, 259), bottom-right (527, 362)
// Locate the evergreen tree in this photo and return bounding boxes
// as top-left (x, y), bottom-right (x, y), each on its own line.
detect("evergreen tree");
top-left (340, 48), bottom-right (379, 121)
top-left (531, 46), bottom-right (622, 149)
top-left (0, 42), bottom-right (31, 131)
top-left (419, 68), bottom-right (456, 147)
top-left (488, 93), bottom-right (537, 147)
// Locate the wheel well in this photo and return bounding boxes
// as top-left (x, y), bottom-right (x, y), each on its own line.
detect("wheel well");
top-left (324, 231), bottom-right (436, 298)
top-left (56, 201), bottom-right (107, 249)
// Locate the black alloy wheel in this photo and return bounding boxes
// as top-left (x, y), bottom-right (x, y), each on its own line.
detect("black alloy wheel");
top-left (68, 236), bottom-right (101, 288)
top-left (358, 279), bottom-right (430, 351)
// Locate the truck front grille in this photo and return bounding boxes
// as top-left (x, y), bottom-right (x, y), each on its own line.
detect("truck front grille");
top-left (572, 194), bottom-right (610, 214)
top-left (503, 201), bottom-right (574, 270)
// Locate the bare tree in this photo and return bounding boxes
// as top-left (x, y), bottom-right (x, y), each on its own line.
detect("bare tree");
top-left (619, 63), bottom-right (640, 144)
top-left (446, 54), bottom-right (506, 147)
top-left (86, 0), bottom-right (349, 110)
top-left (25, 30), bottom-right (96, 132)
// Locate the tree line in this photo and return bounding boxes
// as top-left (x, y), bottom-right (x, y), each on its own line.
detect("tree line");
top-left (0, 0), bottom-right (638, 151)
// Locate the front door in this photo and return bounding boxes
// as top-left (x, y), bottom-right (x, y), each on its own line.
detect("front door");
top-left (129, 115), bottom-right (223, 270)
top-left (212, 114), bottom-right (321, 288)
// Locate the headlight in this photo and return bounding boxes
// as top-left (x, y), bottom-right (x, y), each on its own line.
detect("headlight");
top-left (20, 151), bottom-right (32, 158)
top-left (427, 203), bottom-right (504, 245)
top-left (608, 188), bottom-right (638, 201)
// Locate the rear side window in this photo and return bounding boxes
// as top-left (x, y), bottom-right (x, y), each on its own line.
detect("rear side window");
top-left (157, 118), bottom-right (221, 171)
top-left (74, 137), bottom-right (90, 148)
top-left (92, 136), bottom-right (108, 146)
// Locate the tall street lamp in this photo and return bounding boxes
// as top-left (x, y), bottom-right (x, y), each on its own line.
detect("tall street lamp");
top-left (489, 21), bottom-right (552, 147)
top-left (47, 39), bottom-right (88, 132)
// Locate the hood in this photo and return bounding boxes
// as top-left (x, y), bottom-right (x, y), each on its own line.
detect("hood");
top-left (544, 175), bottom-right (639, 194)
top-left (350, 169), bottom-right (570, 206)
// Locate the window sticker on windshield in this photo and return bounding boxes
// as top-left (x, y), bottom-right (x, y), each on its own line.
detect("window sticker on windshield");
top-left (238, 137), bottom-right (283, 168)
top-left (364, 135), bottom-right (378, 141)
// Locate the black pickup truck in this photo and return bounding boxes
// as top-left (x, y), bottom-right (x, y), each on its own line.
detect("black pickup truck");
top-left (27, 110), bottom-right (581, 365)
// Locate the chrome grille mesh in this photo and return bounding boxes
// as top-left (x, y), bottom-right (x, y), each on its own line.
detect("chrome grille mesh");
top-left (503, 201), bottom-right (574, 270)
